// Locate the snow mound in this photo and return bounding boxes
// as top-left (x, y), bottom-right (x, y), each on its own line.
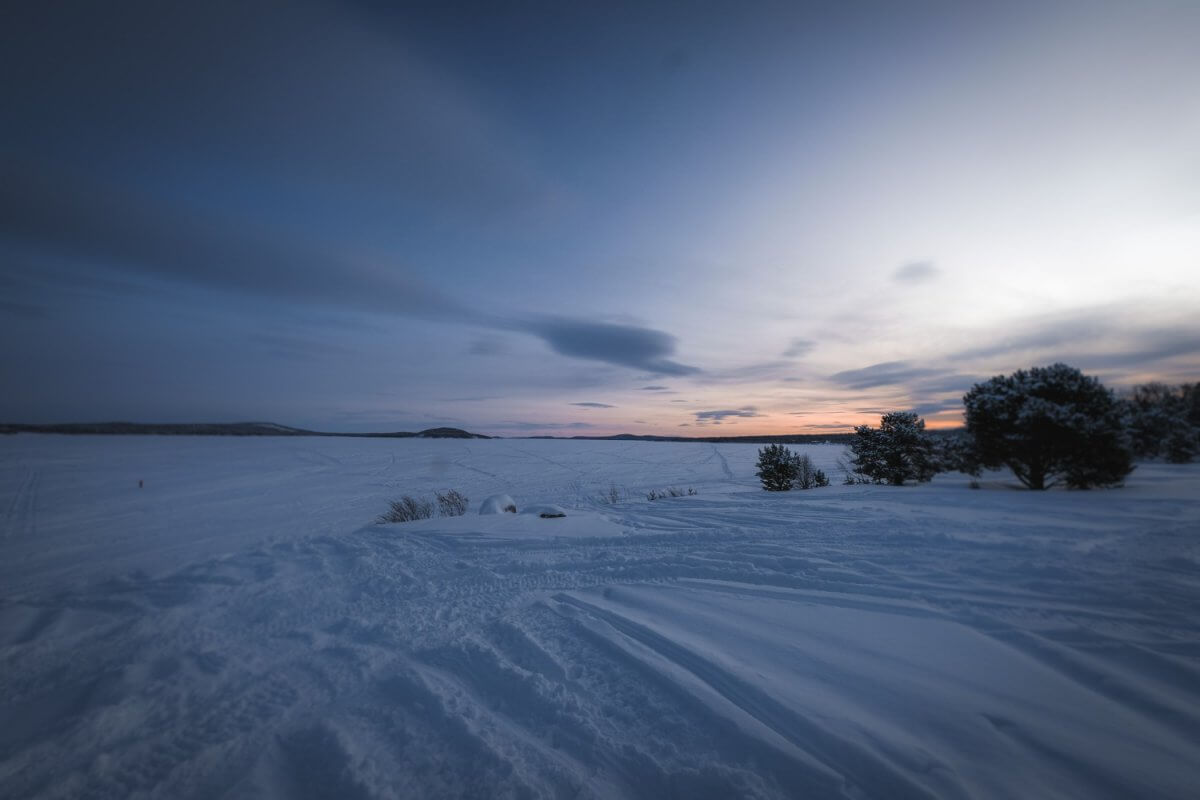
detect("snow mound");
top-left (479, 493), bottom-right (517, 514)
top-left (520, 504), bottom-right (566, 518)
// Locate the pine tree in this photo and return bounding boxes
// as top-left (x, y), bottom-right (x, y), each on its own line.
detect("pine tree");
top-left (964, 363), bottom-right (1133, 489)
top-left (756, 444), bottom-right (798, 491)
top-left (849, 411), bottom-right (937, 486)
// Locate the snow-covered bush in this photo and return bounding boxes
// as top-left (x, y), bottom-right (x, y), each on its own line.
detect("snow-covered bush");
top-left (436, 489), bottom-right (469, 517)
top-left (378, 496), bottom-right (434, 523)
top-left (964, 363), bottom-right (1133, 489)
top-left (480, 494), bottom-right (518, 514)
top-left (756, 444), bottom-right (798, 491)
top-left (849, 412), bottom-right (937, 486)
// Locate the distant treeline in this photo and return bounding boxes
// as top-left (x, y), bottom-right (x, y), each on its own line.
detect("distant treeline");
top-left (531, 432), bottom-right (864, 445)
top-left (0, 423), bottom-right (489, 439)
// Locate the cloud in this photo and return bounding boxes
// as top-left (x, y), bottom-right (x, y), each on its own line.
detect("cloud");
top-left (1, 162), bottom-right (466, 320)
top-left (571, 402), bottom-right (615, 408)
top-left (516, 317), bottom-right (699, 376)
top-left (829, 361), bottom-right (948, 390)
top-left (641, 385), bottom-right (671, 391)
top-left (469, 338), bottom-right (509, 356)
top-left (694, 406), bottom-right (761, 422)
top-left (0, 299), bottom-right (49, 319)
top-left (782, 338), bottom-right (816, 358)
top-left (948, 307), bottom-right (1200, 374)
top-left (909, 400), bottom-right (963, 417)
top-left (489, 420), bottom-right (595, 432)
top-left (2, 164), bottom-right (705, 377)
top-left (893, 261), bottom-right (939, 283)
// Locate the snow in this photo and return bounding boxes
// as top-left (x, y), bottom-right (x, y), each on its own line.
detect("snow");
top-left (2, 435), bottom-right (1199, 799)
top-left (479, 493), bottom-right (519, 515)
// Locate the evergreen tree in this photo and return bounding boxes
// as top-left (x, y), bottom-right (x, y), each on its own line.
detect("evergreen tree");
top-left (849, 412), bottom-right (937, 486)
top-left (964, 363), bottom-right (1133, 489)
top-left (756, 444), bottom-right (798, 491)
top-left (1125, 382), bottom-right (1198, 463)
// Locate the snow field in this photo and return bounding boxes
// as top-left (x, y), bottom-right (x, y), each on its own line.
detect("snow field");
top-left (1, 436), bottom-right (1199, 798)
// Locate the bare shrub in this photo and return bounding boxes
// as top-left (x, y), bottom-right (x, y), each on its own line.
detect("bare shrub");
top-left (647, 486), bottom-right (698, 500)
top-left (436, 489), bottom-right (468, 517)
top-left (597, 484), bottom-right (622, 504)
top-left (794, 454), bottom-right (816, 489)
top-left (378, 496), bottom-right (434, 524)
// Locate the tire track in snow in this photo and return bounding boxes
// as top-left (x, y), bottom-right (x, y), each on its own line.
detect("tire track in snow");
top-left (711, 445), bottom-right (734, 480)
top-left (3, 469), bottom-right (39, 541)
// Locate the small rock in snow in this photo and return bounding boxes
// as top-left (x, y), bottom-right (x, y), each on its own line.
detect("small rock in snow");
top-left (521, 504), bottom-right (566, 519)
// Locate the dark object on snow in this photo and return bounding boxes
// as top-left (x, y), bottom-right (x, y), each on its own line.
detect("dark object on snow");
top-left (756, 444), bottom-right (798, 491)
top-left (1124, 382), bottom-right (1199, 463)
top-left (378, 496), bottom-right (434, 523)
top-left (964, 363), bottom-right (1133, 490)
top-left (436, 489), bottom-right (468, 517)
top-left (849, 412), bottom-right (937, 486)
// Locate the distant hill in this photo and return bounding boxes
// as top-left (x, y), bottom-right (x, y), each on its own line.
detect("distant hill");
top-left (0, 422), bottom-right (491, 439)
top-left (414, 427), bottom-right (489, 439)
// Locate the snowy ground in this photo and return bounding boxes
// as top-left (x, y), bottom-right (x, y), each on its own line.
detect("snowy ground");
top-left (2, 436), bottom-right (1198, 799)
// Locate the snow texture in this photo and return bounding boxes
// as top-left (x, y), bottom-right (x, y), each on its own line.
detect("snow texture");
top-left (480, 493), bottom-right (519, 515)
top-left (1, 435), bottom-right (1199, 799)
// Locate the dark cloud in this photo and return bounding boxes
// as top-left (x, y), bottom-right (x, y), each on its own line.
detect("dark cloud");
top-left (782, 338), bottom-right (816, 358)
top-left (909, 374), bottom-right (982, 395)
top-left (909, 400), bottom-right (963, 417)
top-left (2, 164), bottom-right (704, 377)
top-left (946, 307), bottom-right (1200, 380)
top-left (949, 315), bottom-right (1107, 362)
top-left (641, 385), bottom-right (671, 391)
top-left (571, 402), bottom-right (615, 408)
top-left (1, 163), bottom-right (463, 319)
top-left (248, 333), bottom-right (355, 363)
top-left (0, 300), bottom-right (49, 319)
top-left (468, 338), bottom-right (510, 356)
top-left (516, 317), bottom-right (699, 376)
top-left (893, 261), bottom-right (939, 283)
top-left (694, 406), bottom-right (761, 422)
top-left (829, 361), bottom-right (948, 390)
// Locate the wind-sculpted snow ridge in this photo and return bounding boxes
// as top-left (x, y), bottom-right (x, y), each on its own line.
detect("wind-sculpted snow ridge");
top-left (1, 437), bottom-right (1199, 798)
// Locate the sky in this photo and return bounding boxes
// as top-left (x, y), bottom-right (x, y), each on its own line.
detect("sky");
top-left (2, 0), bottom-right (1199, 436)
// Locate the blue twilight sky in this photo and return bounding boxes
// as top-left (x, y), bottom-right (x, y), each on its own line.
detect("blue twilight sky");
top-left (2, 0), bottom-right (1199, 435)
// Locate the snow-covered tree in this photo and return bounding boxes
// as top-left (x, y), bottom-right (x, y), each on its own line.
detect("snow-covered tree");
top-left (964, 364), bottom-right (1133, 489)
top-left (849, 411), bottom-right (938, 486)
top-left (1125, 382), bottom-right (1199, 463)
top-left (756, 444), bottom-right (798, 491)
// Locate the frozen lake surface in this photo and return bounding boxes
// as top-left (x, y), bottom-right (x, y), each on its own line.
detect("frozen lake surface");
top-left (2, 435), bottom-right (1199, 798)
